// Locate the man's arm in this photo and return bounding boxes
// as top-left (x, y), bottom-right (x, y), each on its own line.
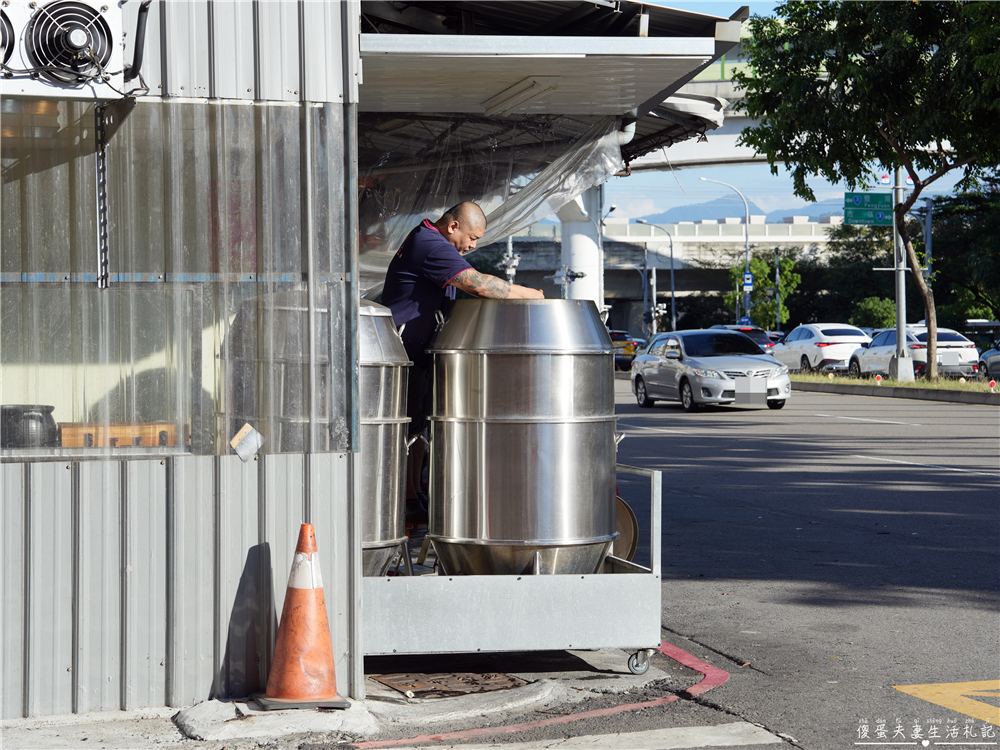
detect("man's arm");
top-left (449, 269), bottom-right (543, 299)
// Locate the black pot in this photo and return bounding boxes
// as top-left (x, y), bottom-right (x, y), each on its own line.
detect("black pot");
top-left (1, 405), bottom-right (60, 448)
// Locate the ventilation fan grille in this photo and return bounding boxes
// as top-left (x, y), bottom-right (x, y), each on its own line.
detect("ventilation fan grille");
top-left (26, 1), bottom-right (114, 84)
top-left (1, 10), bottom-right (14, 66)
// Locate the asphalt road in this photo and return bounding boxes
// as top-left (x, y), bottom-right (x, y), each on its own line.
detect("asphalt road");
top-left (614, 377), bottom-right (1000, 748)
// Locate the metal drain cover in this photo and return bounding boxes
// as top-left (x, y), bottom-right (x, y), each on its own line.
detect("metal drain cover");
top-left (370, 672), bottom-right (529, 699)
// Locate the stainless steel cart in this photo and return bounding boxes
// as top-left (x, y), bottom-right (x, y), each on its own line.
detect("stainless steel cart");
top-left (362, 463), bottom-right (662, 677)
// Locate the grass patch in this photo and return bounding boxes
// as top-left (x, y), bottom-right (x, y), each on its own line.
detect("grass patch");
top-left (791, 372), bottom-right (996, 392)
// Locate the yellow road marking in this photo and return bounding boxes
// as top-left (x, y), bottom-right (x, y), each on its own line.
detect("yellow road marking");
top-left (893, 681), bottom-right (1000, 726)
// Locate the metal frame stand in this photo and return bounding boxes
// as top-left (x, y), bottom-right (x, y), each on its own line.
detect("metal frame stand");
top-left (363, 465), bottom-right (661, 673)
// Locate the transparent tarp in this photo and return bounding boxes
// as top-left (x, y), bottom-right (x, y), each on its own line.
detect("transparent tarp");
top-left (1, 99), bottom-right (354, 459)
top-left (357, 114), bottom-right (624, 293)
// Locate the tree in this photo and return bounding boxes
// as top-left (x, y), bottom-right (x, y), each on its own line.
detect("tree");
top-left (849, 297), bottom-right (896, 329)
top-left (922, 176), bottom-right (1000, 322)
top-left (734, 2), bottom-right (1000, 377)
top-left (723, 251), bottom-right (801, 330)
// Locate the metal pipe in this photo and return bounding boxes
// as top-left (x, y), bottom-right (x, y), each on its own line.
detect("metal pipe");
top-left (700, 177), bottom-right (750, 316)
top-left (124, 0), bottom-right (153, 83)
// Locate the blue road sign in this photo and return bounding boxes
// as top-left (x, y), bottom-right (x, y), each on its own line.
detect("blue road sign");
top-left (743, 272), bottom-right (753, 291)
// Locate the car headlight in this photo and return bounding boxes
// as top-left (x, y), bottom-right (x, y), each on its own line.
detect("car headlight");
top-left (693, 368), bottom-right (724, 379)
top-left (771, 365), bottom-right (789, 377)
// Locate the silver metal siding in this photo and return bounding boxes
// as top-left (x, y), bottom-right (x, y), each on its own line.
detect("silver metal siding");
top-left (166, 456), bottom-right (215, 708)
top-left (216, 453), bottom-right (269, 700)
top-left (28, 463), bottom-right (75, 716)
top-left (2, 465), bottom-right (27, 718)
top-left (1, 455), bottom-right (351, 718)
top-left (129, 1), bottom-right (345, 103)
top-left (124, 461), bottom-right (169, 709)
top-left (77, 461), bottom-right (123, 713)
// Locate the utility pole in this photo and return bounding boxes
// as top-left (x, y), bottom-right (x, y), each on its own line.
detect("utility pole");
top-left (891, 167), bottom-right (915, 381)
top-left (774, 246), bottom-right (781, 332)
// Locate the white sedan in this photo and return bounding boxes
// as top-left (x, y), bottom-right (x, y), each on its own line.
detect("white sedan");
top-left (849, 327), bottom-right (980, 378)
top-left (771, 323), bottom-right (871, 373)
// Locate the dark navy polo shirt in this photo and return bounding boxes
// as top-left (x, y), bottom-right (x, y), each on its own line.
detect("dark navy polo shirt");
top-left (382, 219), bottom-right (473, 365)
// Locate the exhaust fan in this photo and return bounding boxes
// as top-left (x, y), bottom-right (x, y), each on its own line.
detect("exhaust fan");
top-left (1, 0), bottom-right (124, 100)
top-left (1, 10), bottom-right (14, 65)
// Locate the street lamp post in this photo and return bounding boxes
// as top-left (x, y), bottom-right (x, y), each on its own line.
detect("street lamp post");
top-left (636, 219), bottom-right (676, 332)
top-left (700, 177), bottom-right (750, 317)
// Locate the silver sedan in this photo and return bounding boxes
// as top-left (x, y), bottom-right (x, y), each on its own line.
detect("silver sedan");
top-left (631, 330), bottom-right (792, 411)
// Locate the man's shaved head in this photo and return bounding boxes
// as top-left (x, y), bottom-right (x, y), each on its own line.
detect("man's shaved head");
top-left (440, 201), bottom-right (487, 232)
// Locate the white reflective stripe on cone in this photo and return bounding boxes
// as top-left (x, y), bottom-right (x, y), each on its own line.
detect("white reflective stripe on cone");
top-left (287, 552), bottom-right (323, 590)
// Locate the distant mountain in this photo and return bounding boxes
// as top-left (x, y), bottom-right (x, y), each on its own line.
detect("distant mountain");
top-left (764, 198), bottom-right (844, 223)
top-left (632, 196), bottom-right (847, 224)
top-left (637, 197), bottom-right (766, 224)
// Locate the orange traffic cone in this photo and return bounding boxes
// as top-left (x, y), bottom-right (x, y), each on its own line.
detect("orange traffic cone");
top-left (256, 523), bottom-right (349, 710)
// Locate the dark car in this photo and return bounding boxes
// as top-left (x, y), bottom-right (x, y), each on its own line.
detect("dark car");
top-left (710, 324), bottom-right (776, 350)
top-left (608, 330), bottom-right (645, 370)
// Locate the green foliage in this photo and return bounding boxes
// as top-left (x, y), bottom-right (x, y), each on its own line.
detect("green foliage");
top-left (722, 251), bottom-right (801, 329)
top-left (734, 2), bottom-right (1000, 201)
top-left (849, 297), bottom-right (896, 329)
top-left (923, 177), bottom-right (1000, 321)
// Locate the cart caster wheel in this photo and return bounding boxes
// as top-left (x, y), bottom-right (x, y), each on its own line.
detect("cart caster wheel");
top-left (628, 651), bottom-right (650, 675)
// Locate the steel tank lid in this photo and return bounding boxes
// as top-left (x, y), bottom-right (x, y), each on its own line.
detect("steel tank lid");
top-left (359, 299), bottom-right (411, 366)
top-left (360, 299), bottom-right (393, 317)
top-left (428, 299), bottom-right (614, 354)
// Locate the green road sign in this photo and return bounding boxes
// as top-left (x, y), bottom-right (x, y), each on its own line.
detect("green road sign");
top-left (845, 191), bottom-right (892, 209)
top-left (844, 207), bottom-right (893, 226)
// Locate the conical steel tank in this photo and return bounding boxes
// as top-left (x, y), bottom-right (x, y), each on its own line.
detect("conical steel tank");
top-left (358, 300), bottom-right (412, 576)
top-left (426, 299), bottom-right (618, 576)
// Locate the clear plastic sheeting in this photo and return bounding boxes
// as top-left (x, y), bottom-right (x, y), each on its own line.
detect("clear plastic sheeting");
top-left (1, 99), bottom-right (355, 459)
top-left (358, 114), bottom-right (624, 293)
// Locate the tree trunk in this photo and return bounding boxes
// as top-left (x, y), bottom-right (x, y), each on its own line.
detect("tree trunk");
top-left (895, 200), bottom-right (937, 378)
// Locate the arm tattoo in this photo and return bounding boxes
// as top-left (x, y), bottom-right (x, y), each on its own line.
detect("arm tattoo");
top-left (452, 269), bottom-right (511, 299)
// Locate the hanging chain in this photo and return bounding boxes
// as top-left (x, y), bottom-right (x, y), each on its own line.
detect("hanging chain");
top-left (95, 104), bottom-right (110, 289)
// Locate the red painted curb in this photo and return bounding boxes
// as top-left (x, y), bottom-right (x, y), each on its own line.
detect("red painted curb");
top-left (658, 640), bottom-right (730, 697)
top-left (353, 695), bottom-right (678, 749)
top-left (353, 641), bottom-right (727, 749)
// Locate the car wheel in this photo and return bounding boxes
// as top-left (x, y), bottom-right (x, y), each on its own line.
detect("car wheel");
top-left (767, 399), bottom-right (786, 410)
top-left (849, 359), bottom-right (862, 379)
top-left (680, 380), bottom-right (698, 412)
top-left (800, 355), bottom-right (812, 373)
top-left (635, 377), bottom-right (655, 408)
top-left (980, 362), bottom-right (990, 380)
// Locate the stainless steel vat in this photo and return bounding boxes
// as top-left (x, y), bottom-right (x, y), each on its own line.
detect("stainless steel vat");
top-left (359, 300), bottom-right (411, 576)
top-left (228, 289), bottom-right (338, 453)
top-left (426, 299), bottom-right (618, 575)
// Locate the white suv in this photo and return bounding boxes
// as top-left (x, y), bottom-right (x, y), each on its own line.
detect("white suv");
top-left (849, 327), bottom-right (979, 378)
top-left (771, 323), bottom-right (871, 373)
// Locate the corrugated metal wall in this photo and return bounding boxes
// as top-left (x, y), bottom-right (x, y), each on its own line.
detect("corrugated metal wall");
top-left (1, 1), bottom-right (363, 719)
top-left (131, 0), bottom-right (347, 103)
top-left (0, 454), bottom-right (354, 717)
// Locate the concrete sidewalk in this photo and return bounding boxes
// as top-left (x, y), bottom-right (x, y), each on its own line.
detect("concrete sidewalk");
top-left (0, 644), bottom-right (785, 750)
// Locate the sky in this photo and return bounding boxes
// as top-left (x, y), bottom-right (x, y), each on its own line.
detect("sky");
top-left (600, 1), bottom-right (967, 221)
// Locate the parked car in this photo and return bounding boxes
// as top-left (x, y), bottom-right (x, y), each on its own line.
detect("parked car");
top-left (609, 330), bottom-right (645, 370)
top-left (849, 327), bottom-right (980, 378)
top-left (710, 324), bottom-right (776, 349)
top-left (631, 329), bottom-right (791, 411)
top-left (771, 323), bottom-right (871, 372)
top-left (979, 341), bottom-right (1000, 380)
top-left (767, 330), bottom-right (788, 344)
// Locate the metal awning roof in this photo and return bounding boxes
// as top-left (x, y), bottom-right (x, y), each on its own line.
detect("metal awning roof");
top-left (360, 35), bottom-right (717, 116)
top-left (359, 1), bottom-right (743, 130)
